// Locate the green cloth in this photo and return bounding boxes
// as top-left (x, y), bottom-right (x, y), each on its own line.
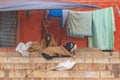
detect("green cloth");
top-left (88, 7), bottom-right (116, 50)
top-left (67, 11), bottom-right (92, 38)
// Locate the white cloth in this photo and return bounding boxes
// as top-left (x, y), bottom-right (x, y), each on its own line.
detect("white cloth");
top-left (15, 41), bottom-right (32, 57)
top-left (62, 10), bottom-right (69, 27)
top-left (51, 60), bottom-right (76, 71)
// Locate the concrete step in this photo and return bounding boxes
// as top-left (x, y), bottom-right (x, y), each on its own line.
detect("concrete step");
top-left (0, 57), bottom-right (119, 79)
top-left (0, 57), bottom-right (119, 64)
top-left (0, 48), bottom-right (119, 79)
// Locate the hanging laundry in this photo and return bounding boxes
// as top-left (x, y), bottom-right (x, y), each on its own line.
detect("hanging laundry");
top-left (115, 4), bottom-right (120, 16)
top-left (88, 7), bottom-right (116, 50)
top-left (67, 11), bottom-right (92, 38)
top-left (48, 9), bottom-right (63, 28)
top-left (62, 10), bottom-right (69, 27)
top-left (48, 9), bottom-right (70, 28)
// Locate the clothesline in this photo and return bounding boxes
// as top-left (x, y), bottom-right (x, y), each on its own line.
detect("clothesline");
top-left (47, 7), bottom-right (116, 50)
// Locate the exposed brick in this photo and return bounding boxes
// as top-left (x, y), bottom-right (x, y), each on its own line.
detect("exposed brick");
top-left (0, 58), bottom-right (7, 63)
top-left (26, 70), bottom-right (33, 78)
top-left (83, 71), bottom-right (99, 78)
top-left (110, 58), bottom-right (120, 63)
top-left (91, 52), bottom-right (104, 58)
top-left (0, 64), bottom-right (33, 69)
top-left (35, 63), bottom-right (47, 70)
top-left (101, 52), bottom-right (111, 58)
top-left (111, 52), bottom-right (120, 58)
top-left (106, 64), bottom-right (120, 71)
top-left (30, 58), bottom-right (47, 63)
top-left (32, 71), bottom-right (99, 78)
top-left (47, 63), bottom-right (58, 70)
top-left (77, 52), bottom-right (93, 58)
top-left (94, 58), bottom-right (110, 63)
top-left (0, 78), bottom-right (31, 80)
top-left (84, 58), bottom-right (93, 63)
top-left (9, 70), bottom-right (26, 78)
top-left (69, 71), bottom-right (99, 78)
top-left (4, 70), bottom-right (10, 78)
top-left (0, 50), bottom-right (120, 79)
top-left (45, 78), bottom-right (63, 80)
top-left (58, 71), bottom-right (69, 78)
top-left (72, 63), bottom-right (79, 71)
top-left (78, 63), bottom-right (106, 71)
top-left (0, 70), bottom-right (4, 78)
top-left (74, 58), bottom-right (84, 63)
top-left (100, 71), bottom-right (114, 78)
top-left (1, 78), bottom-right (120, 80)
top-left (32, 70), bottom-right (46, 78)
top-left (30, 58), bottom-right (78, 63)
top-left (7, 57), bottom-right (30, 63)
top-left (69, 71), bottom-right (84, 78)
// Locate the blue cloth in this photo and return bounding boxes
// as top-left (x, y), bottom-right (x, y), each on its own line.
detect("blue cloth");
top-left (48, 9), bottom-right (63, 28)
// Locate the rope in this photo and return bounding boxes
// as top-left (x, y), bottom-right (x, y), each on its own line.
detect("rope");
top-left (42, 10), bottom-right (49, 33)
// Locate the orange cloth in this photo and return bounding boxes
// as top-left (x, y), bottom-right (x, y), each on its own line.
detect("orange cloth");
top-left (43, 46), bottom-right (74, 57)
top-left (28, 34), bottom-right (57, 53)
